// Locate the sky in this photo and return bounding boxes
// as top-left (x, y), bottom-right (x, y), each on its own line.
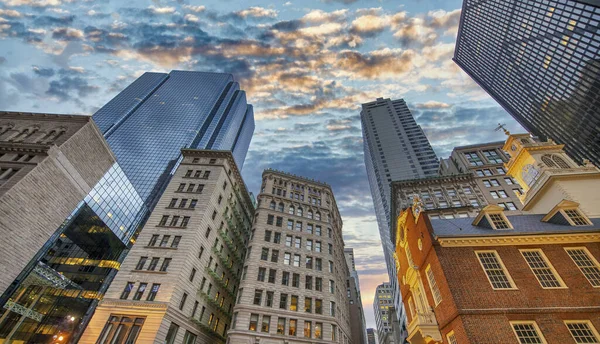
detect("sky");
top-left (0, 0), bottom-right (525, 329)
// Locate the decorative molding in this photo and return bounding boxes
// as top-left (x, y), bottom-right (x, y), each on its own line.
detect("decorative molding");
top-left (3, 300), bottom-right (44, 322)
top-left (437, 233), bottom-right (600, 247)
top-left (99, 299), bottom-right (169, 310)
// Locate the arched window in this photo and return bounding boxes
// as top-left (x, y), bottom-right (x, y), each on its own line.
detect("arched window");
top-left (315, 212), bottom-right (321, 221)
top-left (552, 155), bottom-right (570, 169)
top-left (297, 207), bottom-right (303, 216)
top-left (269, 201), bottom-right (276, 210)
top-left (278, 202), bottom-right (284, 212)
top-left (541, 154), bottom-right (556, 168)
top-left (308, 210), bottom-right (313, 219)
top-left (289, 205), bottom-right (295, 215)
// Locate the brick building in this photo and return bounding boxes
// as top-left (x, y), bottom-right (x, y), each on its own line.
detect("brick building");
top-left (79, 150), bottom-right (254, 344)
top-left (228, 169), bottom-right (353, 343)
top-left (393, 133), bottom-right (600, 343)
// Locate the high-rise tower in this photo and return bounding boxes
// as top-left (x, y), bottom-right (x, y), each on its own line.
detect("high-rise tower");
top-left (0, 71), bottom-right (255, 343)
top-left (360, 97), bottom-right (438, 343)
top-left (228, 169), bottom-right (353, 343)
top-left (454, 0), bottom-right (600, 167)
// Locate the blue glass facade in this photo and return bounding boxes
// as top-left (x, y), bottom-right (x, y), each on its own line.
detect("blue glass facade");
top-left (0, 71), bottom-right (254, 343)
top-left (95, 70), bottom-right (255, 204)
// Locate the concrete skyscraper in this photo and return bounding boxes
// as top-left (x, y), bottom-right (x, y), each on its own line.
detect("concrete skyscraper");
top-left (0, 71), bottom-right (255, 343)
top-left (454, 0), bottom-right (600, 167)
top-left (373, 283), bottom-right (395, 344)
top-left (360, 97), bottom-right (438, 343)
top-left (345, 248), bottom-right (367, 344)
top-left (228, 169), bottom-right (353, 343)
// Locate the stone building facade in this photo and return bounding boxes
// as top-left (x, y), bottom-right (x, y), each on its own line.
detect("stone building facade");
top-left (228, 169), bottom-right (353, 343)
top-left (373, 283), bottom-right (395, 344)
top-left (79, 150), bottom-right (254, 344)
top-left (393, 134), bottom-right (600, 344)
top-left (439, 141), bottom-right (523, 214)
top-left (0, 111), bottom-right (114, 295)
top-left (345, 248), bottom-right (367, 344)
top-left (367, 328), bottom-right (378, 344)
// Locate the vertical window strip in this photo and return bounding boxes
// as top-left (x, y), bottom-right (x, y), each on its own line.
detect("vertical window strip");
top-left (425, 266), bottom-right (442, 306)
top-left (521, 250), bottom-right (565, 288)
top-left (565, 321), bottom-right (600, 344)
top-left (565, 248), bottom-right (600, 287)
top-left (510, 322), bottom-right (546, 344)
top-left (476, 251), bottom-right (515, 289)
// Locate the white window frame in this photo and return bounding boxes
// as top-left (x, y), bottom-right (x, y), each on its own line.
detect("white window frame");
top-left (425, 265), bottom-right (442, 306)
top-left (510, 321), bottom-right (547, 344)
top-left (565, 247), bottom-right (600, 288)
top-left (564, 320), bottom-right (600, 344)
top-left (446, 330), bottom-right (458, 344)
top-left (475, 250), bottom-right (517, 290)
top-left (519, 249), bottom-right (567, 289)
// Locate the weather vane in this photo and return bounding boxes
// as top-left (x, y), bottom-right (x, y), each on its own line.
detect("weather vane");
top-left (495, 123), bottom-right (510, 136)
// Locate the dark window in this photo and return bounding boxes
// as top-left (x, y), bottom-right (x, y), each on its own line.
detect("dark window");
top-left (120, 282), bottom-right (134, 299)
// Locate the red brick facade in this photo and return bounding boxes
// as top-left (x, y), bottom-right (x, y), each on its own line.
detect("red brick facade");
top-left (396, 209), bottom-right (600, 344)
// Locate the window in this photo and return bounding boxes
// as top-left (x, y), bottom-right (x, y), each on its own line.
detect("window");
top-left (253, 290), bottom-right (262, 305)
top-left (316, 225), bottom-right (321, 236)
top-left (329, 280), bottom-right (335, 294)
top-left (307, 224), bottom-right (313, 234)
top-left (304, 297), bottom-right (312, 313)
top-left (170, 216), bottom-right (180, 227)
top-left (121, 282), bottom-right (134, 299)
top-left (160, 258), bottom-right (172, 272)
top-left (315, 278), bottom-right (322, 291)
top-left (189, 268), bottom-right (196, 282)
top-left (133, 283), bottom-right (147, 300)
top-left (315, 258), bottom-right (322, 271)
top-left (564, 209), bottom-right (591, 226)
top-left (306, 256), bottom-right (313, 269)
top-left (295, 237), bottom-right (301, 248)
top-left (306, 239), bottom-right (313, 251)
top-left (476, 251), bottom-right (516, 289)
top-left (490, 191), bottom-right (499, 199)
top-left (284, 253), bottom-right (291, 265)
top-left (183, 330), bottom-right (196, 344)
top-left (330, 301), bottom-right (335, 316)
top-left (179, 293), bottom-right (188, 310)
top-left (148, 235), bottom-right (158, 246)
top-left (289, 319), bottom-right (297, 336)
top-left (489, 213), bottom-right (511, 229)
top-left (282, 271), bottom-right (290, 286)
top-left (278, 202), bottom-right (284, 212)
top-left (267, 215), bottom-right (274, 225)
top-left (148, 257), bottom-right (159, 271)
top-left (276, 217), bottom-right (283, 227)
top-left (483, 149), bottom-right (503, 164)
top-left (504, 177), bottom-right (514, 185)
top-left (265, 291), bottom-right (274, 307)
top-left (261, 315), bottom-right (270, 333)
top-left (305, 275), bottom-right (312, 290)
top-left (273, 232), bottom-right (281, 244)
top-left (280, 294), bottom-right (288, 309)
top-left (510, 321), bottom-right (546, 344)
top-left (135, 257), bottom-right (148, 270)
top-left (496, 167), bottom-right (505, 174)
top-left (181, 217), bottom-right (190, 227)
top-left (257, 267), bottom-right (266, 282)
top-left (293, 254), bottom-right (300, 267)
top-left (269, 201), bottom-right (276, 210)
top-left (271, 250), bottom-right (279, 263)
top-left (565, 247), bottom-right (600, 287)
top-left (268, 269), bottom-right (276, 283)
top-left (304, 320), bottom-right (311, 338)
top-left (447, 331), bottom-right (458, 344)
top-left (158, 216), bottom-right (168, 226)
top-left (329, 261), bottom-right (334, 273)
top-left (285, 235), bottom-right (292, 247)
top-left (315, 241), bottom-right (321, 252)
top-left (249, 314), bottom-right (258, 331)
top-left (261, 248), bottom-right (269, 260)
top-left (498, 190), bottom-right (508, 198)
top-left (97, 316), bottom-right (146, 344)
top-left (277, 317), bottom-right (286, 335)
top-left (287, 220), bottom-right (293, 230)
top-left (295, 222), bottom-right (302, 231)
top-left (331, 325), bottom-right (337, 341)
top-left (160, 236), bottom-right (170, 247)
top-left (315, 299), bottom-right (322, 314)
top-left (315, 323), bottom-right (322, 339)
top-left (290, 295), bottom-right (298, 311)
top-left (464, 152), bottom-right (483, 166)
top-left (521, 249), bottom-right (565, 288)
top-left (506, 202), bottom-right (517, 210)
top-left (483, 169), bottom-right (493, 176)
top-left (171, 236), bottom-right (181, 248)
top-left (565, 321), bottom-right (600, 343)
top-left (168, 198), bottom-right (177, 208)
top-left (264, 230), bottom-right (272, 242)
top-left (292, 273), bottom-right (300, 287)
top-left (426, 265), bottom-right (442, 305)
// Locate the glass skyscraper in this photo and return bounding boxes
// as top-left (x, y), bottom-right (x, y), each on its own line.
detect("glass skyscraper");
top-left (454, 0), bottom-right (600, 167)
top-left (360, 98), bottom-right (438, 344)
top-left (0, 71), bottom-right (254, 343)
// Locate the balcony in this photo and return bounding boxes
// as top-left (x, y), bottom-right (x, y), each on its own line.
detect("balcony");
top-left (407, 311), bottom-right (442, 344)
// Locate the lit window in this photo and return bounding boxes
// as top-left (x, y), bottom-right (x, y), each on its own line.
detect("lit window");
top-left (565, 247), bottom-right (600, 287)
top-left (476, 251), bottom-right (516, 289)
top-left (520, 250), bottom-right (565, 288)
top-left (510, 321), bottom-right (546, 344)
top-left (565, 321), bottom-right (600, 344)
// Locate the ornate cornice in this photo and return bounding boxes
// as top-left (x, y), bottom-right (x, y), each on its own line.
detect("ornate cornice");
top-left (99, 298), bottom-right (169, 310)
top-left (437, 232), bottom-right (600, 247)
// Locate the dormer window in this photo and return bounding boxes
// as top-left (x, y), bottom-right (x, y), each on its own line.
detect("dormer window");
top-left (472, 205), bottom-right (513, 230)
top-left (542, 200), bottom-right (592, 227)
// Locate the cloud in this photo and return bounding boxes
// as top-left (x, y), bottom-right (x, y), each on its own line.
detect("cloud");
top-left (0, 8), bottom-right (22, 17)
top-left (52, 27), bottom-right (84, 40)
top-left (235, 6), bottom-right (277, 18)
top-left (334, 48), bottom-right (415, 79)
top-left (302, 9), bottom-right (347, 23)
top-left (350, 14), bottom-right (388, 36)
top-left (32, 66), bottom-right (55, 77)
top-left (414, 100), bottom-right (451, 109)
top-left (46, 75), bottom-right (99, 101)
top-left (0, 56), bottom-right (6, 64)
top-left (321, 0), bottom-right (358, 4)
top-left (147, 6), bottom-right (176, 14)
top-left (182, 5), bottom-right (205, 13)
top-left (1, 0), bottom-right (61, 6)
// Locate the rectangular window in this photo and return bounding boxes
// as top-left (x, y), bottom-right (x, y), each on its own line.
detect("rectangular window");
top-left (295, 237), bottom-right (301, 249)
top-left (148, 235), bottom-right (158, 246)
top-left (159, 215), bottom-right (169, 226)
top-left (476, 251), bottom-right (516, 289)
top-left (181, 217), bottom-right (190, 227)
top-left (271, 250), bottom-right (279, 263)
top-left (284, 253), bottom-right (291, 265)
top-left (264, 230), bottom-right (272, 242)
top-left (171, 236), bottom-right (181, 248)
top-left (304, 320), bottom-right (311, 338)
top-left (329, 280), bottom-right (335, 294)
top-left (290, 295), bottom-right (298, 311)
top-left (306, 239), bottom-right (313, 251)
top-left (253, 290), bottom-right (263, 305)
top-left (565, 247), bottom-right (600, 287)
top-left (249, 314), bottom-right (258, 331)
top-left (285, 235), bottom-right (292, 247)
top-left (135, 257), bottom-right (148, 270)
top-left (268, 269), bottom-right (276, 283)
top-left (520, 249), bottom-right (565, 288)
top-left (148, 257), bottom-right (159, 271)
top-left (120, 282), bottom-right (134, 299)
top-left (292, 273), bottom-right (300, 287)
top-left (267, 215), bottom-right (274, 225)
top-left (160, 258), bottom-right (172, 272)
top-left (564, 209), bottom-right (591, 226)
top-left (289, 319), bottom-right (297, 336)
top-left (565, 321), bottom-right (600, 343)
top-left (305, 275), bottom-right (312, 289)
top-left (426, 266), bottom-right (442, 305)
top-left (179, 292), bottom-right (188, 310)
top-left (273, 232), bottom-right (281, 243)
top-left (316, 258), bottom-right (322, 271)
top-left (293, 254), bottom-right (301, 267)
top-left (261, 315), bottom-right (270, 333)
top-left (266, 291), bottom-right (274, 307)
top-left (276, 216), bottom-right (283, 227)
top-left (315, 241), bottom-right (321, 252)
top-left (287, 220), bottom-right (293, 230)
top-left (305, 297), bottom-right (312, 313)
top-left (279, 294), bottom-right (288, 309)
top-left (330, 301), bottom-right (336, 316)
top-left (510, 321), bottom-right (546, 344)
top-left (315, 278), bottom-right (322, 291)
top-left (261, 248), bottom-right (269, 260)
top-left (447, 331), bottom-right (458, 344)
top-left (306, 256), bottom-right (313, 269)
top-left (257, 267), bottom-right (266, 282)
top-left (133, 283), bottom-right (147, 300)
top-left (315, 299), bottom-right (322, 314)
top-left (277, 318), bottom-right (286, 335)
top-left (315, 322), bottom-right (322, 339)
top-left (165, 323), bottom-right (179, 344)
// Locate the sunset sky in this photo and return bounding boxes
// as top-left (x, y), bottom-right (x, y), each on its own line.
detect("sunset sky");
top-left (0, 0), bottom-right (524, 328)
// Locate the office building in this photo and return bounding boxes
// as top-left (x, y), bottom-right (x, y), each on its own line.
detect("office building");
top-left (454, 0), bottom-right (600, 167)
top-left (345, 248), bottom-right (367, 344)
top-left (0, 112), bottom-right (116, 295)
top-left (367, 328), bottom-right (378, 344)
top-left (79, 150), bottom-right (254, 343)
top-left (393, 133), bottom-right (600, 343)
top-left (361, 97), bottom-right (439, 343)
top-left (0, 71), bottom-right (255, 343)
top-left (439, 141), bottom-right (523, 213)
top-left (373, 283), bottom-right (395, 344)
top-left (228, 169), bottom-right (353, 343)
